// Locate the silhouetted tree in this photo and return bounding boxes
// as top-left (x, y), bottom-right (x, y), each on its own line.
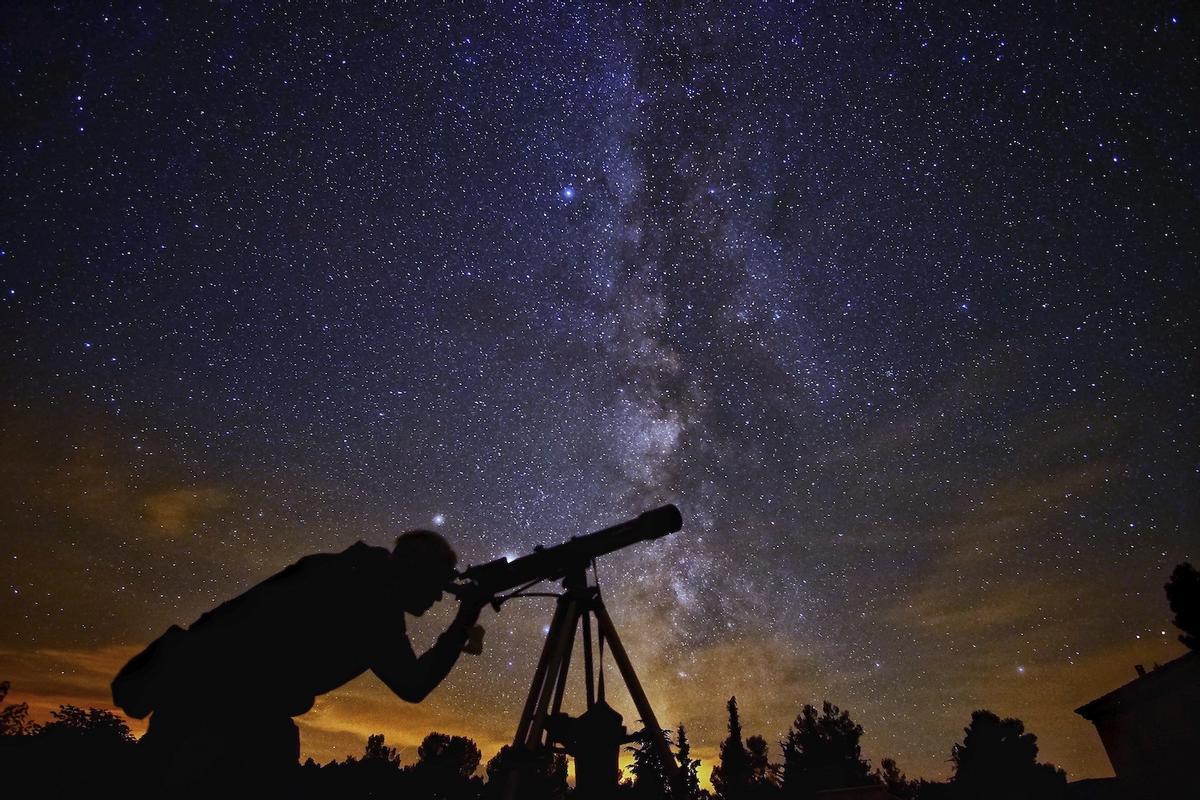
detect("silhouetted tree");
top-left (409, 732), bottom-right (484, 799)
top-left (1, 702), bottom-right (137, 798)
top-left (875, 757), bottom-right (918, 800)
top-left (712, 696), bottom-right (752, 800)
top-left (0, 681), bottom-right (40, 737)
top-left (41, 704), bottom-right (134, 743)
top-left (298, 733), bottom-right (409, 799)
top-left (0, 681), bottom-right (38, 794)
top-left (363, 733), bottom-right (401, 767)
top-left (298, 755), bottom-right (323, 792)
top-left (417, 731), bottom-right (482, 778)
top-left (780, 701), bottom-right (875, 799)
top-left (672, 724), bottom-right (706, 800)
top-left (1166, 562), bottom-right (1200, 650)
top-left (484, 743), bottom-right (568, 800)
top-left (626, 725), bottom-right (675, 799)
top-left (748, 733), bottom-right (782, 798)
top-left (949, 710), bottom-right (1066, 800)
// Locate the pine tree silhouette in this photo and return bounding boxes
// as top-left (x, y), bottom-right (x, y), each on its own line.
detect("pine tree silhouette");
top-left (712, 696), bottom-right (752, 800)
top-left (626, 725), bottom-right (675, 798)
top-left (672, 724), bottom-right (705, 800)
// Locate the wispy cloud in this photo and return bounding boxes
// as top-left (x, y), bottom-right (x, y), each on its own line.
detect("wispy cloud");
top-left (141, 487), bottom-right (231, 539)
top-left (0, 643), bottom-right (148, 734)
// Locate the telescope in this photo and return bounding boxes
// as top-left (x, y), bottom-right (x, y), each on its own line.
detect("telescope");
top-left (449, 504), bottom-right (684, 800)
top-left (445, 503), bottom-right (681, 599)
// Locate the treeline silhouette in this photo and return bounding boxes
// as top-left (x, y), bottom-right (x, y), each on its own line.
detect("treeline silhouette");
top-left (0, 681), bottom-right (1065, 799)
top-left (3, 561), bottom-right (1196, 798)
top-left (625, 697), bottom-right (1067, 800)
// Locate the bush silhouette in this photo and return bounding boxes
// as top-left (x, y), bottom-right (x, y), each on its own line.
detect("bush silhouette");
top-left (1166, 562), bottom-right (1200, 650)
top-left (949, 710), bottom-right (1065, 800)
top-left (410, 732), bottom-right (484, 799)
top-left (0, 690), bottom-right (136, 798)
top-left (483, 743), bottom-right (568, 800)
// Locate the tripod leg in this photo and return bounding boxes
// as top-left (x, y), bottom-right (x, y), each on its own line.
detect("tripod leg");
top-left (593, 603), bottom-right (679, 780)
top-left (525, 598), bottom-right (579, 747)
top-left (581, 609), bottom-right (596, 709)
top-left (514, 594), bottom-right (573, 746)
top-left (549, 611), bottom-right (578, 718)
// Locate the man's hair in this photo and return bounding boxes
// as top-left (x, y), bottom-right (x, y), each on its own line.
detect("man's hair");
top-left (392, 529), bottom-right (457, 570)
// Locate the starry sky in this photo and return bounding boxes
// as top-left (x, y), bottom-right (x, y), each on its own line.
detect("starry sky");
top-left (1, 0), bottom-right (1196, 786)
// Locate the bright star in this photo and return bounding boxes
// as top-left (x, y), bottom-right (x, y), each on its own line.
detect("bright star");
top-left (560, 185), bottom-right (576, 201)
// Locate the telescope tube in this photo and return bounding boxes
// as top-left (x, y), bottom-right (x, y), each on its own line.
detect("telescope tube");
top-left (451, 504), bottom-right (681, 596)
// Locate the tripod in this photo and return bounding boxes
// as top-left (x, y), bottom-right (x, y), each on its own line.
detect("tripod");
top-left (505, 567), bottom-right (678, 799)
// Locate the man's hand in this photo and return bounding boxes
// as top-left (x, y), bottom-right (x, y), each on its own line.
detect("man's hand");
top-left (451, 585), bottom-right (492, 656)
top-left (452, 584), bottom-right (494, 629)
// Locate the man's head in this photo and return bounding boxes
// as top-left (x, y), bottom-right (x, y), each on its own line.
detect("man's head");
top-left (392, 529), bottom-right (458, 615)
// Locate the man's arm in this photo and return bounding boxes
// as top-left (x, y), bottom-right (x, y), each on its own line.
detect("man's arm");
top-left (371, 601), bottom-right (484, 703)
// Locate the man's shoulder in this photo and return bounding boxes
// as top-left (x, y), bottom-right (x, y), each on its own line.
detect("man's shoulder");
top-left (333, 542), bottom-right (399, 597)
top-left (336, 542), bottom-right (406, 627)
top-left (337, 541), bottom-right (392, 569)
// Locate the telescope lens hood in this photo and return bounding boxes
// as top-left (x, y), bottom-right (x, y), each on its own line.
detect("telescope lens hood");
top-left (641, 504), bottom-right (682, 534)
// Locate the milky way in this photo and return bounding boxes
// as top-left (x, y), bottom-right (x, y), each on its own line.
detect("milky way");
top-left (1, 1), bottom-right (1196, 784)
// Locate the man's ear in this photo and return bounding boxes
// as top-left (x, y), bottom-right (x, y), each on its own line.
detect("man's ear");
top-left (390, 558), bottom-right (420, 585)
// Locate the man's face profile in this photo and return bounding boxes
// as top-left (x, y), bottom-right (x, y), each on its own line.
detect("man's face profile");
top-left (403, 564), bottom-right (452, 616)
top-left (392, 529), bottom-right (457, 616)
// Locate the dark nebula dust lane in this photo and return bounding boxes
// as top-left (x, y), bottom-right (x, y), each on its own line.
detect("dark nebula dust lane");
top-left (1, 1), bottom-right (1196, 783)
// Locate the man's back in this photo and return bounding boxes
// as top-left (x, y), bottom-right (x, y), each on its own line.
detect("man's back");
top-left (143, 542), bottom-right (403, 717)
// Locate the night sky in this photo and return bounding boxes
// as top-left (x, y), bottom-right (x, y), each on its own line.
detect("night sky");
top-left (2, 0), bottom-right (1196, 786)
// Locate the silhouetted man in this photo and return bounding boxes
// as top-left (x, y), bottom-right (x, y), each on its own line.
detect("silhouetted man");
top-left (112, 530), bottom-right (489, 797)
